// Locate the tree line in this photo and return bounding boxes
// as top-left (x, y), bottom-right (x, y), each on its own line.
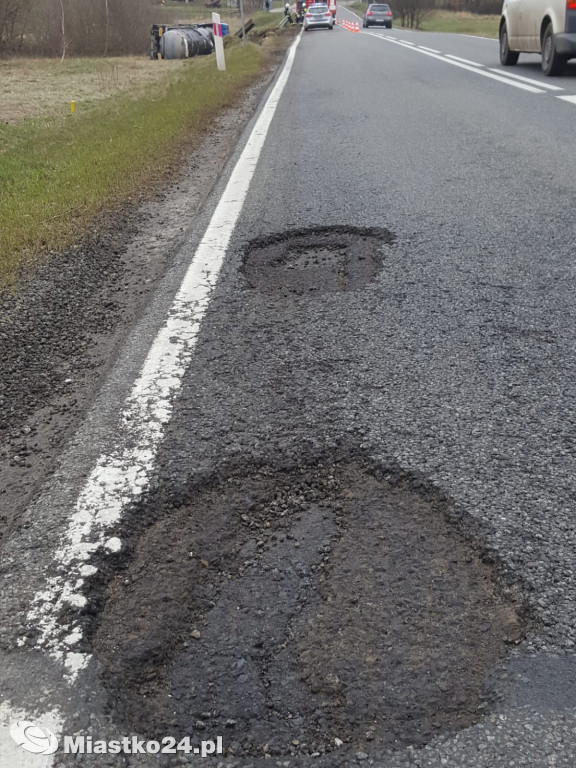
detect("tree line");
top-left (0, 0), bottom-right (155, 57)
top-left (0, 0), bottom-right (503, 56)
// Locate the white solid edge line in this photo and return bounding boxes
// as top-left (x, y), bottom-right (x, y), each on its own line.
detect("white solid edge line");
top-left (367, 33), bottom-right (545, 93)
top-left (446, 54), bottom-right (483, 66)
top-left (22, 33), bottom-right (303, 686)
top-left (487, 67), bottom-right (564, 90)
top-left (397, 38), bottom-right (415, 45)
top-left (419, 45), bottom-right (441, 53)
top-left (557, 94), bottom-right (576, 103)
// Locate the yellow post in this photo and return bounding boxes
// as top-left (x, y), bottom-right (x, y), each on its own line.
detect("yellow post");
top-left (70, 100), bottom-right (76, 114)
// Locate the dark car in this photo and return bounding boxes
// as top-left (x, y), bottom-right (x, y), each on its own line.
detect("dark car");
top-left (362, 3), bottom-right (393, 28)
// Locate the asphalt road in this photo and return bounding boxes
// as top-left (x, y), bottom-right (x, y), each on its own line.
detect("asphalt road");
top-left (3, 15), bottom-right (576, 768)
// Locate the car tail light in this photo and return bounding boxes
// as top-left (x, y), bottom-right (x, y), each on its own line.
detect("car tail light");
top-left (568, 0), bottom-right (576, 7)
top-left (367, 10), bottom-right (373, 14)
top-left (387, 10), bottom-right (392, 14)
top-left (325, 11), bottom-right (331, 15)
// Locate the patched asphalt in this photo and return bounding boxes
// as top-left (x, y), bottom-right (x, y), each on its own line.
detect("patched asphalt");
top-left (3, 18), bottom-right (576, 768)
top-left (93, 459), bottom-right (525, 761)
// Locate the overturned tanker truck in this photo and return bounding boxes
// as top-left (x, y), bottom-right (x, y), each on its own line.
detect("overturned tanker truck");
top-left (150, 23), bottom-right (228, 59)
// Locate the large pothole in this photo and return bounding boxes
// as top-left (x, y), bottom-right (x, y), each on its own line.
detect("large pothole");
top-left (240, 226), bottom-right (392, 294)
top-left (93, 459), bottom-right (526, 760)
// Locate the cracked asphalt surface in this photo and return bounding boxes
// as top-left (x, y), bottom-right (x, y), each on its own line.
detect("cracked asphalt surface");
top-left (3, 15), bottom-right (576, 768)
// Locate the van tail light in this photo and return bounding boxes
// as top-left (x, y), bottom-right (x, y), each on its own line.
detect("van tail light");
top-left (568, 0), bottom-right (576, 7)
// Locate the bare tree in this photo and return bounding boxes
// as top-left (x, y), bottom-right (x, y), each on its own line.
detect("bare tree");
top-left (394, 0), bottom-right (433, 28)
top-left (2, 0), bottom-right (161, 57)
top-left (103, 0), bottom-right (110, 56)
top-left (0, 0), bottom-right (34, 54)
top-left (58, 0), bottom-right (66, 59)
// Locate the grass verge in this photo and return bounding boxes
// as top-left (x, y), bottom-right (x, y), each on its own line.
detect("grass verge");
top-left (348, 5), bottom-right (498, 37)
top-left (251, 10), bottom-right (291, 34)
top-left (418, 10), bottom-right (499, 37)
top-left (0, 57), bottom-right (190, 125)
top-left (0, 41), bottom-right (269, 287)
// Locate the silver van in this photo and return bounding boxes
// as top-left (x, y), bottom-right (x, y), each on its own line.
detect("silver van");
top-left (499, 0), bottom-right (576, 75)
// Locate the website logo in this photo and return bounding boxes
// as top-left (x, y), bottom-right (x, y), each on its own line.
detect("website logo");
top-left (9, 721), bottom-right (59, 755)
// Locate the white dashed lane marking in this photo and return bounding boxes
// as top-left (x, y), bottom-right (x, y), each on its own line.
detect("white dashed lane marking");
top-left (364, 29), bottom-right (576, 100)
top-left (366, 33), bottom-right (547, 93)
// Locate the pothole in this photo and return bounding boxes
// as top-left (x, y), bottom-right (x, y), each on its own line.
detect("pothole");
top-left (92, 458), bottom-right (527, 760)
top-left (240, 226), bottom-right (393, 294)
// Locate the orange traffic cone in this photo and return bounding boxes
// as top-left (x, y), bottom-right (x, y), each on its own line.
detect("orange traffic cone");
top-left (355, 20), bottom-right (360, 31)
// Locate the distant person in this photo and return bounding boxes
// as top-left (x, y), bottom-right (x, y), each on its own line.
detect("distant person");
top-left (265, 0), bottom-right (270, 10)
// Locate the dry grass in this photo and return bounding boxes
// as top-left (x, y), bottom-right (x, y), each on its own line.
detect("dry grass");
top-left (0, 57), bottom-right (190, 125)
top-left (418, 10), bottom-right (499, 37)
top-left (0, 41), bottom-right (267, 285)
top-left (0, 3), bottom-right (275, 127)
top-left (0, 10), bottom-right (294, 286)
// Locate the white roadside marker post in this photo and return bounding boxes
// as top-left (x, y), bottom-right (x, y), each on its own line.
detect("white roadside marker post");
top-left (212, 12), bottom-right (226, 71)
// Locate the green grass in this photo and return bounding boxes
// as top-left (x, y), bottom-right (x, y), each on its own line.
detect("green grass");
top-left (0, 43), bottom-right (264, 286)
top-left (348, 5), bottom-right (499, 37)
top-left (251, 9), bottom-right (289, 32)
top-left (418, 10), bottom-right (499, 37)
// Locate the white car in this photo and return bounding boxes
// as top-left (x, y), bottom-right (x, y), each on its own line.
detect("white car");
top-left (304, 4), bottom-right (334, 30)
top-left (500, 0), bottom-right (576, 75)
